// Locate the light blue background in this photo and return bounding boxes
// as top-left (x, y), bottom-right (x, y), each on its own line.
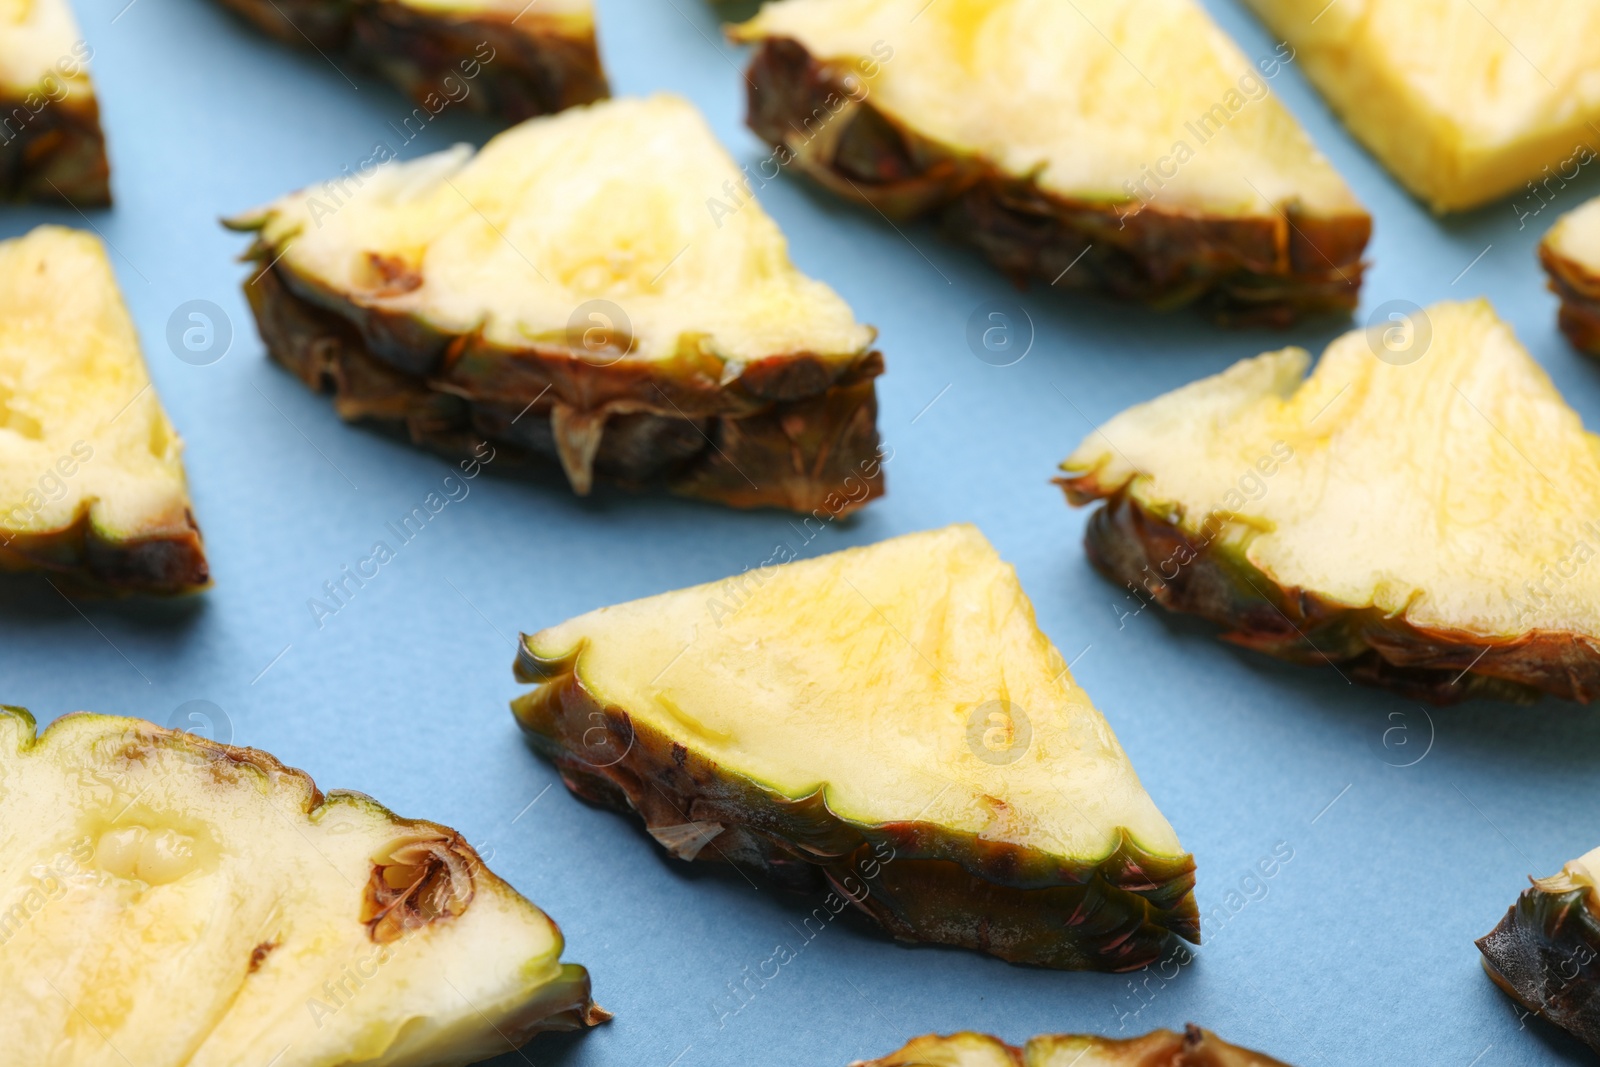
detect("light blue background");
top-left (4, 0), bottom-right (1599, 1063)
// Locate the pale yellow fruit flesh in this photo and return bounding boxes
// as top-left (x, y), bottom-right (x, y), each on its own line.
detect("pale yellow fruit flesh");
top-left (0, 225), bottom-right (195, 546)
top-left (733, 0), bottom-right (1360, 219)
top-left (1064, 298), bottom-right (1600, 642)
top-left (235, 94), bottom-right (875, 366)
top-left (0, 0), bottom-right (93, 101)
top-left (1243, 0), bottom-right (1600, 212)
top-left (0, 710), bottom-right (575, 1067)
top-left (528, 523), bottom-right (1183, 864)
top-left (1546, 195), bottom-right (1600, 274)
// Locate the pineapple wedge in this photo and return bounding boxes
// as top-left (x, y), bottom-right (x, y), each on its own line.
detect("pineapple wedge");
top-left (1059, 299), bottom-right (1600, 704)
top-left (228, 94), bottom-right (885, 514)
top-left (0, 226), bottom-right (208, 594)
top-left (0, 707), bottom-right (607, 1066)
top-left (854, 1026), bottom-right (1293, 1067)
top-left (211, 0), bottom-right (606, 123)
top-left (730, 0), bottom-right (1370, 325)
top-left (513, 524), bottom-right (1197, 971)
top-left (1478, 846), bottom-right (1600, 1054)
top-left (1242, 0), bottom-right (1600, 212)
top-left (0, 0), bottom-right (109, 204)
top-left (1540, 196), bottom-right (1600, 355)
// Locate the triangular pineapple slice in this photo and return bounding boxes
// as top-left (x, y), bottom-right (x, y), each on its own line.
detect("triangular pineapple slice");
top-left (513, 524), bottom-right (1196, 971)
top-left (0, 707), bottom-right (606, 1065)
top-left (1242, 0), bottom-right (1600, 212)
top-left (210, 0), bottom-right (606, 123)
top-left (229, 94), bottom-right (884, 513)
top-left (1540, 195), bottom-right (1600, 354)
top-left (0, 0), bottom-right (110, 204)
top-left (855, 1026), bottom-right (1292, 1067)
top-left (1059, 298), bottom-right (1600, 703)
top-left (0, 226), bottom-right (208, 594)
top-left (731, 0), bottom-right (1369, 325)
top-left (1478, 846), bottom-right (1600, 1054)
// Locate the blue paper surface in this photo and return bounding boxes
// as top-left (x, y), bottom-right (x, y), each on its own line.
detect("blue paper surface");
top-left (5, 0), bottom-right (1600, 1063)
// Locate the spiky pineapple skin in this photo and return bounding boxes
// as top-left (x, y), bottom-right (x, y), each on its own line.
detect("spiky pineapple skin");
top-left (0, 505), bottom-right (209, 595)
top-left (1057, 480), bottom-right (1600, 704)
top-left (0, 92), bottom-right (109, 205)
top-left (1539, 239), bottom-right (1600, 356)
top-left (512, 645), bottom-right (1199, 973)
top-left (211, 0), bottom-right (607, 122)
top-left (742, 38), bottom-right (1369, 327)
top-left (1477, 882), bottom-right (1600, 1054)
top-left (239, 247), bottom-right (886, 514)
top-left (855, 1025), bottom-right (1294, 1066)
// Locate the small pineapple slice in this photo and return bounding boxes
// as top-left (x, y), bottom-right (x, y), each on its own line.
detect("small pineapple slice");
top-left (0, 225), bottom-right (207, 594)
top-left (1478, 847), bottom-right (1600, 1054)
top-left (731, 0), bottom-right (1369, 325)
top-left (229, 94), bottom-right (884, 513)
top-left (0, 0), bottom-right (109, 204)
top-left (1540, 195), bottom-right (1600, 354)
top-left (210, 0), bottom-right (606, 123)
top-left (1060, 299), bottom-right (1600, 703)
top-left (1243, 0), bottom-right (1600, 212)
top-left (0, 707), bottom-right (606, 1066)
top-left (513, 524), bottom-right (1197, 971)
top-left (854, 1027), bottom-right (1293, 1067)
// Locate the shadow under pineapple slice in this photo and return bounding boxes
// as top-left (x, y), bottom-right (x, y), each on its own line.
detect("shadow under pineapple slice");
top-left (854, 1025), bottom-right (1294, 1067)
top-left (0, 707), bottom-right (607, 1066)
top-left (1242, 0), bottom-right (1600, 213)
top-left (1540, 196), bottom-right (1600, 355)
top-left (1059, 298), bottom-right (1600, 704)
top-left (0, 225), bottom-right (207, 594)
top-left (209, 0), bottom-right (607, 124)
top-left (512, 524), bottom-right (1197, 971)
top-left (0, 0), bottom-right (109, 205)
top-left (228, 94), bottom-right (885, 515)
top-left (1478, 847), bottom-right (1600, 1055)
top-left (729, 0), bottom-right (1370, 326)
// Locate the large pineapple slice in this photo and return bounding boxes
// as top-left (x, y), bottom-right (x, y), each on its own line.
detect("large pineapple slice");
top-left (854, 1027), bottom-right (1292, 1067)
top-left (1478, 846), bottom-right (1600, 1054)
top-left (1540, 196), bottom-right (1600, 354)
top-left (211, 0), bottom-right (606, 123)
top-left (513, 524), bottom-right (1197, 971)
top-left (730, 0), bottom-right (1369, 325)
top-left (0, 707), bottom-right (606, 1065)
top-left (0, 0), bottom-right (109, 204)
top-left (229, 94), bottom-right (884, 514)
top-left (0, 226), bottom-right (208, 594)
top-left (1059, 299), bottom-right (1600, 704)
top-left (1243, 0), bottom-right (1600, 212)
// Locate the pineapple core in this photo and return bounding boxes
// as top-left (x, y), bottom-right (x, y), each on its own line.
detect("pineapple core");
top-left (524, 524), bottom-right (1183, 864)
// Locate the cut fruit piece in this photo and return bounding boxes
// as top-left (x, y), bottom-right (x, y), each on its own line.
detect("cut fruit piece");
top-left (0, 225), bottom-right (208, 594)
top-left (513, 524), bottom-right (1197, 971)
top-left (211, 0), bottom-right (607, 124)
top-left (1059, 298), bottom-right (1600, 704)
top-left (1242, 0), bottom-right (1600, 212)
top-left (730, 0), bottom-right (1369, 326)
top-left (854, 1026), bottom-right (1293, 1067)
top-left (0, 706), bottom-right (607, 1066)
top-left (0, 0), bottom-right (110, 204)
top-left (1478, 846), bottom-right (1600, 1054)
top-left (1541, 196), bottom-right (1600, 355)
top-left (229, 94), bottom-right (885, 514)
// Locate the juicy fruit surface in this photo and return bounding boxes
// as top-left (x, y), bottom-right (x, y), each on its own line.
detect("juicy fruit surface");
top-left (0, 708), bottom-right (601, 1067)
top-left (1547, 197), bottom-right (1600, 275)
top-left (1244, 0), bottom-right (1600, 211)
top-left (0, 0), bottom-right (91, 98)
top-left (238, 94), bottom-right (874, 366)
top-left (735, 0), bottom-right (1360, 219)
top-left (0, 227), bottom-right (199, 560)
top-left (524, 524), bottom-right (1183, 872)
top-left (1062, 299), bottom-right (1600, 644)
top-left (855, 1026), bottom-right (1293, 1066)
